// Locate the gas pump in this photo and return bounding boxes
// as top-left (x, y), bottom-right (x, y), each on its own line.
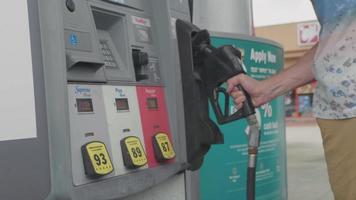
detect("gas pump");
top-left (0, 0), bottom-right (192, 199)
top-left (65, 0), bottom-right (179, 194)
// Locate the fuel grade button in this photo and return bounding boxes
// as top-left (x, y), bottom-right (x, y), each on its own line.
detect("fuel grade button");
top-left (81, 141), bottom-right (114, 179)
top-left (153, 133), bottom-right (176, 162)
top-left (120, 136), bottom-right (148, 169)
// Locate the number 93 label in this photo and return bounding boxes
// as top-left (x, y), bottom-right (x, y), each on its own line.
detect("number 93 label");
top-left (81, 141), bottom-right (114, 178)
top-left (121, 136), bottom-right (148, 169)
top-left (153, 132), bottom-right (175, 162)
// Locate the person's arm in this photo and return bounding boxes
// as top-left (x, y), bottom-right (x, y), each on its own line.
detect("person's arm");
top-left (227, 44), bottom-right (318, 108)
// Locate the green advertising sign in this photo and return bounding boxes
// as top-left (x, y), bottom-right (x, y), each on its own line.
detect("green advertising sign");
top-left (200, 33), bottom-right (287, 200)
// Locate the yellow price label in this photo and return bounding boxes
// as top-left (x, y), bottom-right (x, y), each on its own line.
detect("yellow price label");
top-left (154, 133), bottom-right (175, 160)
top-left (85, 141), bottom-right (114, 176)
top-left (124, 137), bottom-right (147, 167)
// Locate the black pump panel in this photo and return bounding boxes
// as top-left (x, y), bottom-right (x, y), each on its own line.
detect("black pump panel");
top-left (176, 19), bottom-right (224, 170)
top-left (176, 19), bottom-right (256, 170)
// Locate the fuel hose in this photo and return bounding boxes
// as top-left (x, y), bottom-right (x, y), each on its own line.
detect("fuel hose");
top-left (246, 115), bottom-right (261, 200)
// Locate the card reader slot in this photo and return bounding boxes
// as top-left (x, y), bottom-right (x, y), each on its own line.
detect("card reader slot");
top-left (67, 55), bottom-right (104, 70)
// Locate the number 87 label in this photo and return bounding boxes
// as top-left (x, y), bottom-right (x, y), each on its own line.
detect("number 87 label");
top-left (153, 132), bottom-right (176, 162)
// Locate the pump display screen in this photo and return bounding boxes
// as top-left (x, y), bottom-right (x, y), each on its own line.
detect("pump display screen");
top-left (116, 98), bottom-right (129, 111)
top-left (147, 98), bottom-right (158, 110)
top-left (76, 98), bottom-right (94, 113)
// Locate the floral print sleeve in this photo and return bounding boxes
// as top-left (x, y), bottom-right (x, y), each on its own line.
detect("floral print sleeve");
top-left (312, 0), bottom-right (356, 119)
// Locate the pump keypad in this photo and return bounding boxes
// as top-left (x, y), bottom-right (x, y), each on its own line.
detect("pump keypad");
top-left (152, 133), bottom-right (175, 162)
top-left (81, 141), bottom-right (114, 178)
top-left (121, 136), bottom-right (148, 169)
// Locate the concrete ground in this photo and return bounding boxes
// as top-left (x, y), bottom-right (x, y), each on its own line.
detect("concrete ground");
top-left (286, 125), bottom-right (334, 200)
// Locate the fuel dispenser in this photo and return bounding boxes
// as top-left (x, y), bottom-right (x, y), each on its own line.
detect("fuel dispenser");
top-left (64, 0), bottom-right (179, 192)
top-left (0, 0), bottom-right (194, 199)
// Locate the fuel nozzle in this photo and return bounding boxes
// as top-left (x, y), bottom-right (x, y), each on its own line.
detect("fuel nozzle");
top-left (190, 30), bottom-right (255, 124)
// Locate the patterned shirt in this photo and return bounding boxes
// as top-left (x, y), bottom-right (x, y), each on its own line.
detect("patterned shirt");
top-left (312, 0), bottom-right (356, 119)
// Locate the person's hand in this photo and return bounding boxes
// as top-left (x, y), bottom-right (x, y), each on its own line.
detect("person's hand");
top-left (227, 74), bottom-right (269, 109)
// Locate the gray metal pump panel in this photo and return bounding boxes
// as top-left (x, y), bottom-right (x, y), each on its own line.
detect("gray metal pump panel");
top-left (0, 0), bottom-right (192, 199)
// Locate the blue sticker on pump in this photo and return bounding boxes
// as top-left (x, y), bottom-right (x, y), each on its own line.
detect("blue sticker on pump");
top-left (70, 33), bottom-right (78, 46)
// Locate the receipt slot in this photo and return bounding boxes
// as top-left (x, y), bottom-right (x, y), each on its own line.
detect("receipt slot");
top-left (68, 84), bottom-right (115, 185)
top-left (102, 86), bottom-right (148, 174)
top-left (137, 86), bottom-right (176, 167)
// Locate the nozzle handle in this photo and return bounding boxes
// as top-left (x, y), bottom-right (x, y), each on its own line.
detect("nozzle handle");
top-left (209, 83), bottom-right (255, 124)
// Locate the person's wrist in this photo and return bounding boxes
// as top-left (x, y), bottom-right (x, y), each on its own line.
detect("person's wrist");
top-left (258, 79), bottom-right (274, 104)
